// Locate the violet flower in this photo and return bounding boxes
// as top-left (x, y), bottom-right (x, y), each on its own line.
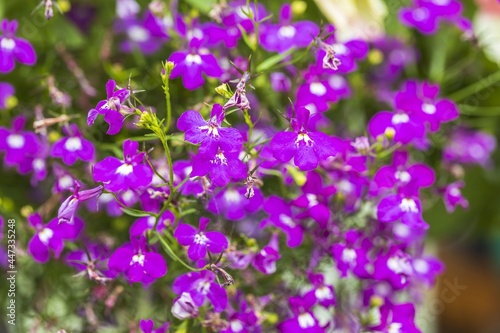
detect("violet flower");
top-left (368, 110), bottom-right (425, 145)
top-left (177, 103), bottom-right (243, 157)
top-left (441, 181), bottom-right (469, 213)
top-left (373, 246), bottom-right (414, 290)
top-left (174, 217), bottom-right (228, 261)
top-left (87, 79), bottom-right (131, 135)
top-left (93, 139), bottom-right (153, 192)
top-left (270, 106), bottom-right (338, 171)
top-left (58, 182), bottom-right (104, 224)
top-left (262, 196), bottom-right (303, 248)
top-left (171, 292), bottom-right (199, 319)
top-left (207, 186), bottom-right (263, 221)
top-left (278, 294), bottom-right (323, 333)
top-left (0, 82), bottom-right (14, 109)
top-left (172, 270), bottom-right (228, 312)
top-left (332, 230), bottom-right (371, 278)
top-left (252, 233), bottom-right (281, 274)
top-left (399, 0), bottom-right (463, 35)
top-left (169, 38), bottom-right (223, 90)
top-left (0, 116), bottom-right (40, 166)
top-left (368, 302), bottom-right (420, 333)
top-left (443, 127), bottom-right (497, 166)
top-left (304, 273), bottom-right (336, 308)
top-left (130, 210), bottom-right (173, 237)
top-left (0, 19), bottom-right (36, 73)
top-left (139, 319), bottom-right (169, 333)
top-left (260, 4), bottom-right (319, 53)
top-left (377, 185), bottom-right (428, 230)
top-left (51, 124), bottom-right (95, 165)
top-left (28, 213), bottom-right (83, 263)
top-left (108, 235), bottom-right (167, 285)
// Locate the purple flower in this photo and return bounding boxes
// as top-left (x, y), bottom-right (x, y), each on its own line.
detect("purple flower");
top-left (260, 4), bottom-right (319, 53)
top-left (58, 182), bottom-right (104, 224)
top-left (278, 294), bottom-right (322, 333)
top-left (177, 103), bottom-right (243, 157)
top-left (252, 233), bottom-right (281, 274)
top-left (130, 211), bottom-right (173, 237)
top-left (0, 19), bottom-right (36, 73)
top-left (28, 213), bottom-right (83, 263)
top-left (174, 217), bottom-right (228, 261)
top-left (441, 181), bottom-right (468, 213)
top-left (139, 319), bottom-right (169, 333)
top-left (171, 292), bottom-right (199, 319)
top-left (399, 0), bottom-right (462, 35)
top-left (377, 189), bottom-right (428, 229)
top-left (332, 230), bottom-right (371, 278)
top-left (270, 72), bottom-right (292, 92)
top-left (0, 82), bottom-right (14, 109)
top-left (0, 116), bottom-right (40, 166)
top-left (373, 246), bottom-right (414, 289)
top-left (412, 255), bottom-right (444, 286)
top-left (395, 80), bottom-right (459, 132)
top-left (207, 186), bottom-right (263, 221)
top-left (270, 107), bottom-right (338, 171)
top-left (87, 80), bottom-right (131, 135)
top-left (172, 270), bottom-right (228, 312)
top-left (93, 139), bottom-right (153, 192)
top-left (368, 302), bottom-right (421, 333)
top-left (304, 273), bottom-right (336, 308)
top-left (169, 38), bottom-right (223, 90)
top-left (368, 110), bottom-right (425, 145)
top-left (262, 196), bottom-right (303, 248)
top-left (191, 148), bottom-right (247, 187)
top-left (65, 243), bottom-right (116, 281)
top-left (108, 235), bottom-right (167, 285)
top-left (443, 128), bottom-right (497, 166)
top-left (51, 124), bottom-right (95, 165)
top-left (117, 13), bottom-right (167, 55)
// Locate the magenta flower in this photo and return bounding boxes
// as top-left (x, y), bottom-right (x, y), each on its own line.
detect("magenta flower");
top-left (0, 19), bottom-right (36, 73)
top-left (260, 4), bottom-right (319, 53)
top-left (373, 246), bottom-right (414, 289)
top-left (130, 210), bottom-right (174, 237)
top-left (262, 196), bottom-right (303, 248)
top-left (174, 217), bottom-right (228, 261)
top-left (177, 103), bottom-right (243, 157)
top-left (93, 139), bottom-right (153, 192)
top-left (252, 233), bottom-right (281, 274)
top-left (270, 106), bottom-right (338, 171)
top-left (172, 270), bottom-right (228, 312)
top-left (304, 273), bottom-right (336, 308)
top-left (399, 0), bottom-right (462, 35)
top-left (368, 302), bottom-right (421, 333)
top-left (108, 235), bottom-right (167, 285)
top-left (51, 124), bottom-right (95, 165)
top-left (0, 116), bottom-right (40, 167)
top-left (207, 186), bottom-right (263, 221)
top-left (368, 110), bottom-right (425, 145)
top-left (0, 82), bottom-right (14, 109)
top-left (443, 127), bottom-right (497, 166)
top-left (278, 294), bottom-right (322, 333)
top-left (58, 182), bottom-right (104, 224)
top-left (377, 189), bottom-right (428, 229)
top-left (28, 213), bottom-right (83, 263)
top-left (171, 292), bottom-right (199, 319)
top-left (169, 39), bottom-right (223, 90)
top-left (441, 181), bottom-right (468, 213)
top-left (191, 148), bottom-right (247, 187)
top-left (332, 230), bottom-right (371, 278)
top-left (87, 80), bottom-right (131, 135)
top-left (139, 319), bottom-right (169, 333)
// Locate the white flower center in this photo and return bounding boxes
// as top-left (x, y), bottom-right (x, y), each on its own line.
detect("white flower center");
top-left (306, 193), bottom-right (319, 207)
top-left (199, 124), bottom-right (219, 137)
top-left (431, 0), bottom-right (450, 5)
top-left (295, 133), bottom-right (314, 146)
top-left (116, 163), bottom-right (134, 175)
top-left (279, 214), bottom-right (296, 227)
top-left (59, 175), bottom-right (73, 189)
top-left (342, 248), bottom-right (357, 264)
top-left (230, 320), bottom-right (244, 332)
top-left (337, 180), bottom-right (354, 194)
top-left (122, 190), bottom-right (135, 202)
top-left (413, 259), bottom-right (429, 274)
top-left (39, 228), bottom-right (54, 245)
top-left (315, 286), bottom-right (333, 300)
top-left (131, 253), bottom-right (145, 266)
top-left (329, 75), bottom-right (345, 89)
top-left (394, 170), bottom-right (411, 183)
top-left (186, 54), bottom-right (202, 65)
top-left (224, 189), bottom-right (241, 204)
top-left (422, 103), bottom-right (436, 114)
top-left (278, 25), bottom-right (296, 39)
top-left (64, 137), bottom-right (83, 152)
top-left (391, 113), bottom-right (409, 125)
top-left (310, 82), bottom-right (327, 96)
top-left (127, 25), bottom-right (149, 42)
top-left (449, 187), bottom-right (461, 197)
top-left (413, 7), bottom-right (429, 21)
top-left (194, 233), bottom-right (209, 245)
top-left (212, 152), bottom-right (228, 165)
top-left (33, 158), bottom-right (45, 171)
top-left (387, 256), bottom-right (412, 275)
top-left (298, 313), bottom-right (315, 329)
top-left (399, 198), bottom-right (418, 213)
top-left (147, 216), bottom-right (156, 227)
top-left (187, 28), bottom-right (204, 40)
top-left (0, 38), bottom-right (16, 51)
top-left (7, 134), bottom-right (25, 149)
top-left (388, 322), bottom-right (403, 333)
top-left (333, 43), bottom-right (348, 55)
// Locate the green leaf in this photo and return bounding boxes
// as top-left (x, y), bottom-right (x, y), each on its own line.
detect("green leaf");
top-left (184, 0), bottom-right (216, 13)
top-left (256, 47), bottom-right (296, 72)
top-left (121, 207), bottom-right (154, 218)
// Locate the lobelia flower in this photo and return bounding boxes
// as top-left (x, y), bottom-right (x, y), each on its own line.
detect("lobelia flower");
top-left (395, 80), bottom-right (459, 132)
top-left (441, 181), bottom-right (469, 213)
top-left (252, 233), bottom-right (281, 274)
top-left (270, 106), bottom-right (338, 171)
top-left (368, 302), bottom-right (421, 333)
top-left (368, 109), bottom-right (425, 145)
top-left (262, 196), bottom-right (303, 248)
top-left (399, 0), bottom-right (463, 35)
top-left (411, 255), bottom-right (444, 286)
top-left (221, 293), bottom-right (262, 333)
top-left (51, 124), bottom-right (95, 165)
top-left (270, 72), bottom-right (292, 92)
top-left (207, 186), bottom-right (263, 221)
top-left (177, 103), bottom-right (243, 157)
top-left (373, 246), bottom-right (414, 289)
top-left (172, 270), bottom-right (228, 312)
top-left (169, 38), bottom-right (223, 90)
top-left (52, 164), bottom-right (77, 193)
top-left (191, 147), bottom-right (247, 188)
top-left (93, 139), bottom-right (153, 192)
top-left (260, 4), bottom-right (319, 53)
top-left (171, 292), bottom-right (199, 319)
top-left (174, 217), bottom-right (228, 261)
top-left (65, 243), bottom-right (117, 281)
top-left (0, 82), bottom-right (15, 109)
top-left (173, 159), bottom-right (205, 197)
top-left (116, 13), bottom-right (167, 55)
top-left (332, 230), bottom-right (371, 278)
top-left (28, 213), bottom-right (83, 263)
top-left (292, 172), bottom-right (337, 227)
top-left (443, 127), bottom-right (497, 166)
top-left (0, 115), bottom-right (40, 167)
top-left (278, 294), bottom-right (323, 333)
top-left (0, 19), bottom-right (36, 73)
top-left (87, 80), bottom-right (131, 135)
top-left (58, 182), bottom-right (104, 224)
top-left (304, 272), bottom-right (336, 308)
top-left (129, 209), bottom-right (173, 237)
top-left (108, 235), bottom-right (167, 285)
top-left (139, 319), bottom-right (170, 333)
top-left (116, 0), bottom-right (140, 19)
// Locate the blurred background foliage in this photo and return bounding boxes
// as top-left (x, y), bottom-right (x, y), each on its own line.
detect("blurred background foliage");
top-left (0, 0), bottom-right (500, 332)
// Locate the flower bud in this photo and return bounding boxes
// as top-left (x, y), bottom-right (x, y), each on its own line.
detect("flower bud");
top-left (171, 292), bottom-right (199, 319)
top-left (384, 127), bottom-right (396, 140)
top-left (215, 83), bottom-right (234, 99)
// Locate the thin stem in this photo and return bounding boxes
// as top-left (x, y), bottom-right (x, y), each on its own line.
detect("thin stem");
top-left (155, 231), bottom-right (201, 272)
top-left (449, 71), bottom-right (500, 102)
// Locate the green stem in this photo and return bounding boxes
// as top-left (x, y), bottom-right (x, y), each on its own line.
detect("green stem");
top-left (163, 78), bottom-right (172, 132)
top-left (449, 71), bottom-right (500, 102)
top-left (155, 231), bottom-right (200, 271)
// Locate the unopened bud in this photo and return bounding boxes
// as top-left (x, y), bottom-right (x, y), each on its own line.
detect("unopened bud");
top-left (384, 127), bottom-right (396, 140)
top-left (215, 83), bottom-right (234, 99)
